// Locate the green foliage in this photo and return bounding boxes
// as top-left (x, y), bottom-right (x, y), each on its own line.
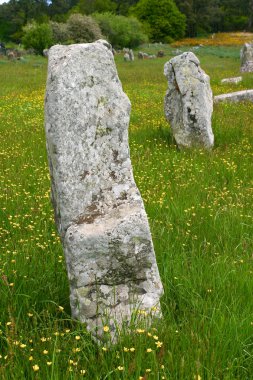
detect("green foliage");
top-left (175, 0), bottom-right (252, 36)
top-left (22, 22), bottom-right (53, 54)
top-left (94, 12), bottom-right (148, 48)
top-left (131, 0), bottom-right (186, 42)
top-left (66, 13), bottom-right (102, 43)
top-left (50, 21), bottom-right (70, 44)
top-left (77, 0), bottom-right (117, 14)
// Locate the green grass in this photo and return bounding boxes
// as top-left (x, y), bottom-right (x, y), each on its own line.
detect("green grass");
top-left (1, 46), bottom-right (253, 379)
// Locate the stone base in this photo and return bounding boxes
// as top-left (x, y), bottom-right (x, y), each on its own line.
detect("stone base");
top-left (63, 203), bottom-right (163, 340)
top-left (241, 61), bottom-right (253, 72)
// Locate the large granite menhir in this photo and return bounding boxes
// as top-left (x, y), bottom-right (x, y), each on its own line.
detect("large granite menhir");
top-left (164, 52), bottom-right (214, 149)
top-left (45, 40), bottom-right (163, 339)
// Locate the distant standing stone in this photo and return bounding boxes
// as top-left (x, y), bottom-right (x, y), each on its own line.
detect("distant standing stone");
top-left (129, 49), bottom-right (134, 61)
top-left (221, 76), bottom-right (242, 84)
top-left (164, 52), bottom-right (214, 149)
top-left (45, 40), bottom-right (163, 339)
top-left (240, 43), bottom-right (253, 72)
top-left (214, 89), bottom-right (253, 103)
top-left (124, 52), bottom-right (130, 61)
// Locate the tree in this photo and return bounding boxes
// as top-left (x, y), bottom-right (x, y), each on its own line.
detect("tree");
top-left (50, 20), bottom-right (70, 43)
top-left (0, 0), bottom-right (49, 42)
top-left (22, 22), bottom-right (53, 54)
top-left (76, 0), bottom-right (116, 14)
top-left (113, 0), bottom-right (139, 15)
top-left (66, 13), bottom-right (102, 42)
top-left (49, 0), bottom-right (78, 21)
top-left (131, 0), bottom-right (186, 42)
top-left (94, 12), bottom-right (148, 47)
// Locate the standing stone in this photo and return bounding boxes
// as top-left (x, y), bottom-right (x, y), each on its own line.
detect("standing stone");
top-left (164, 52), bottom-right (214, 149)
top-left (45, 40), bottom-right (163, 339)
top-left (129, 49), bottom-right (134, 61)
top-left (240, 43), bottom-right (253, 72)
top-left (43, 49), bottom-right (49, 57)
top-left (124, 52), bottom-right (130, 61)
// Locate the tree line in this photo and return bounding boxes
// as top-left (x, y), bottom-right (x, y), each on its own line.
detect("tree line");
top-left (0, 0), bottom-right (253, 47)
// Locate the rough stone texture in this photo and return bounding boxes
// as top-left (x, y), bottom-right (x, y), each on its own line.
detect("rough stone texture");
top-left (164, 52), bottom-right (214, 149)
top-left (240, 43), bottom-right (253, 72)
top-left (214, 89), bottom-right (253, 104)
top-left (221, 76), bottom-right (242, 84)
top-left (129, 49), bottom-right (134, 61)
top-left (123, 49), bottom-right (134, 62)
top-left (124, 53), bottom-right (130, 61)
top-left (138, 51), bottom-right (156, 59)
top-left (45, 40), bottom-right (163, 339)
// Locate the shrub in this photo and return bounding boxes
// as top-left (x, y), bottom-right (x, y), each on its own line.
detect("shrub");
top-left (66, 13), bottom-right (102, 43)
top-left (50, 21), bottom-right (70, 44)
top-left (131, 0), bottom-right (186, 42)
top-left (22, 22), bottom-right (53, 55)
top-left (94, 12), bottom-right (148, 48)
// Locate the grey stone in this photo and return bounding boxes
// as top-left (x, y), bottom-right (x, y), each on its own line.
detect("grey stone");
top-left (172, 49), bottom-right (183, 55)
top-left (124, 53), bottom-right (130, 61)
top-left (43, 49), bottom-right (49, 57)
top-left (240, 43), bottom-right (253, 72)
top-left (45, 41), bottom-right (163, 340)
top-left (214, 89), bottom-right (253, 103)
top-left (221, 76), bottom-right (242, 84)
top-left (164, 52), bottom-right (214, 149)
top-left (129, 49), bottom-right (134, 61)
top-left (138, 51), bottom-right (156, 60)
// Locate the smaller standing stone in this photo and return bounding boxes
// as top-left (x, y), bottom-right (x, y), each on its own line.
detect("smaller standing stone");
top-left (124, 53), bottom-right (130, 61)
top-left (129, 49), bottom-right (134, 61)
top-left (164, 52), bottom-right (214, 149)
top-left (240, 43), bottom-right (253, 72)
top-left (43, 49), bottom-right (49, 57)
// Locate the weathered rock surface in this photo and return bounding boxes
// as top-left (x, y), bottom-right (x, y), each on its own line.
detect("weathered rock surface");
top-left (221, 76), bottom-right (242, 84)
top-left (124, 52), bottom-right (130, 61)
top-left (123, 48), bottom-right (134, 61)
top-left (138, 51), bottom-right (156, 59)
top-left (164, 52), bottom-right (214, 149)
top-left (240, 43), bottom-right (253, 72)
top-left (214, 89), bottom-right (253, 103)
top-left (129, 49), bottom-right (134, 61)
top-left (45, 40), bottom-right (163, 339)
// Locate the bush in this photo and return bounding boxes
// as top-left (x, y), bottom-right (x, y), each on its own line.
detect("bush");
top-left (22, 22), bottom-right (53, 55)
top-left (50, 21), bottom-right (70, 44)
top-left (131, 0), bottom-right (186, 42)
top-left (66, 13), bottom-right (102, 43)
top-left (94, 13), bottom-right (148, 48)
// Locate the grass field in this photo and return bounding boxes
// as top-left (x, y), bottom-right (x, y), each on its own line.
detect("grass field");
top-left (1, 45), bottom-right (253, 379)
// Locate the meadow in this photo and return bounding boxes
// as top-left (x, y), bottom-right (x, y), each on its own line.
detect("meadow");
top-left (1, 43), bottom-right (253, 379)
